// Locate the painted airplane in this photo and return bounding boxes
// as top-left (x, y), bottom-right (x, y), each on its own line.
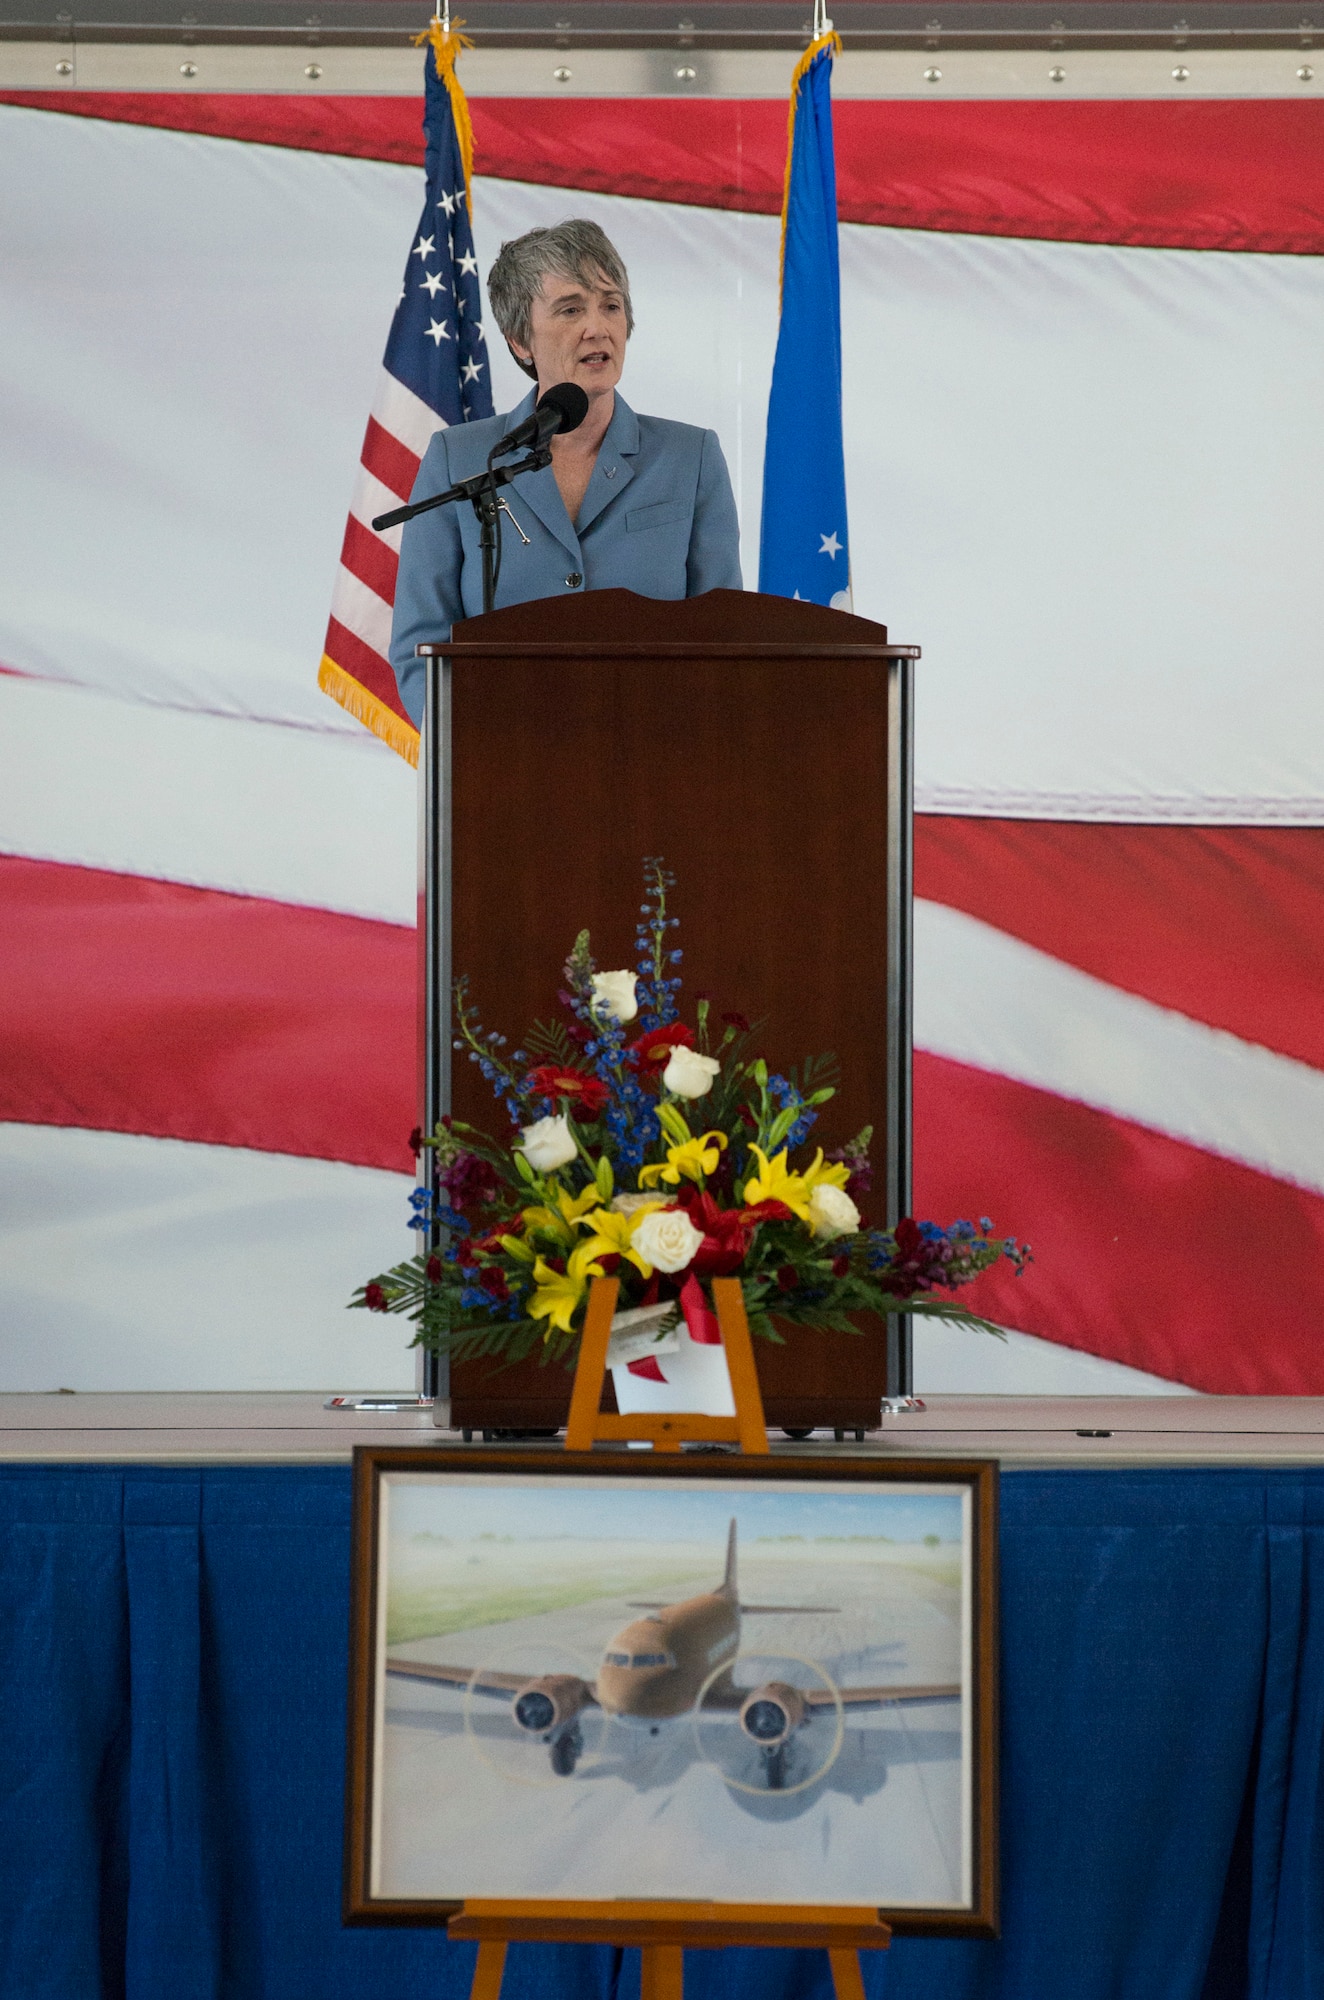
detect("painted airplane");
top-left (386, 1520), bottom-right (959, 1788)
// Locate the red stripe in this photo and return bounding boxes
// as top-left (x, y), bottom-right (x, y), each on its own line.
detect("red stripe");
top-left (363, 415), bottom-right (421, 499)
top-left (4, 92), bottom-right (1322, 252)
top-left (914, 1052), bottom-right (1324, 1395)
top-left (915, 819), bottom-right (1324, 1073)
top-left (322, 615), bottom-right (410, 729)
top-left (10, 851), bottom-right (1323, 1392)
top-left (340, 513), bottom-right (399, 606)
top-left (0, 856), bottom-right (414, 1173)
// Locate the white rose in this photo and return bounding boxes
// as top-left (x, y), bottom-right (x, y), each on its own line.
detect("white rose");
top-left (632, 1206), bottom-right (705, 1275)
top-left (611, 1192), bottom-right (660, 1216)
top-left (809, 1183), bottom-right (861, 1242)
top-left (662, 1046), bottom-right (720, 1100)
top-left (519, 1113), bottom-right (578, 1173)
top-left (590, 970), bottom-right (638, 1022)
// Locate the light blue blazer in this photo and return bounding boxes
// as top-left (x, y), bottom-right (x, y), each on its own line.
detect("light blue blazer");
top-left (389, 389), bottom-right (743, 726)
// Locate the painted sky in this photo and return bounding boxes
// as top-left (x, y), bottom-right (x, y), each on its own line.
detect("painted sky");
top-left (385, 1475), bottom-right (965, 1549)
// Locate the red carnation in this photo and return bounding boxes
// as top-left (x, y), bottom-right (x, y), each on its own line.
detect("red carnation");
top-left (425, 1254), bottom-right (443, 1283)
top-left (455, 1238), bottom-right (477, 1268)
top-left (776, 1266), bottom-right (800, 1293)
top-left (626, 1023), bottom-right (696, 1089)
top-left (440, 1151), bottom-right (501, 1213)
top-left (479, 1266), bottom-right (510, 1303)
top-left (832, 1253), bottom-right (852, 1278)
top-left (525, 1064), bottom-right (610, 1118)
top-left (721, 1011), bottom-right (751, 1034)
top-left (676, 1189), bottom-right (793, 1278)
top-left (408, 1127), bottom-right (423, 1155)
top-left (364, 1283), bottom-right (388, 1313)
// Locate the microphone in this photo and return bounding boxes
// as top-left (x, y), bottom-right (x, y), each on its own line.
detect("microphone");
top-left (492, 382), bottom-right (589, 458)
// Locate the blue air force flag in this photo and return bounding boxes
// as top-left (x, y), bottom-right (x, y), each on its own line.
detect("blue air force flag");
top-left (758, 32), bottom-right (851, 610)
top-left (319, 27), bottom-right (493, 758)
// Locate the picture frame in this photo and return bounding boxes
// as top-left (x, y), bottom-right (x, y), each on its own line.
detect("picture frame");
top-left (345, 1448), bottom-right (998, 1938)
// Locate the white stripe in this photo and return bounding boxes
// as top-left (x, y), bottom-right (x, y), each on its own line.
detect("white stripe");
top-left (372, 369), bottom-right (447, 461)
top-left (915, 785), bottom-right (1324, 827)
top-left (347, 464), bottom-right (406, 553)
top-left (0, 1123), bottom-right (415, 1393)
top-left (912, 1318), bottom-right (1197, 1397)
top-left (330, 566), bottom-right (395, 653)
top-left (915, 898), bottom-right (1324, 1197)
top-left (0, 674), bottom-right (415, 923)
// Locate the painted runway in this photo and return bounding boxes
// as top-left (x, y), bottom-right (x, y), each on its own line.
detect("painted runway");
top-left (376, 1540), bottom-right (966, 1907)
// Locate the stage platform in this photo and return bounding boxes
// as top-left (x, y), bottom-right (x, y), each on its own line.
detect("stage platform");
top-left (5, 1390), bottom-right (1324, 1466)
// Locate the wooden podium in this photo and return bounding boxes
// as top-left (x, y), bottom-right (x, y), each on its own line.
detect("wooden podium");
top-left (415, 588), bottom-right (920, 1432)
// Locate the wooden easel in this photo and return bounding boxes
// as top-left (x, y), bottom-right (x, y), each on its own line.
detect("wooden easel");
top-left (453, 1280), bottom-right (889, 1995)
top-left (563, 1274), bottom-right (770, 1455)
top-left (453, 1898), bottom-right (891, 1998)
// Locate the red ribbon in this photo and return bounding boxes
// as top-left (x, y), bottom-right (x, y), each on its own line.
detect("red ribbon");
top-left (680, 1272), bottom-right (723, 1345)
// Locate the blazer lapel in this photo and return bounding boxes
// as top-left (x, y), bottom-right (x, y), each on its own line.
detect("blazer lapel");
top-left (574, 395), bottom-right (639, 536)
top-left (490, 389), bottom-right (579, 560)
top-left (512, 458), bottom-right (581, 559)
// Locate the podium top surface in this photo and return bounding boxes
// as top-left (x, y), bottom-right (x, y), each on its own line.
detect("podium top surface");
top-left (421, 588), bottom-right (920, 659)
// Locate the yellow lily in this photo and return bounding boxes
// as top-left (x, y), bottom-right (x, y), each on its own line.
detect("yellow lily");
top-left (528, 1241), bottom-right (606, 1338)
top-left (499, 1233), bottom-right (537, 1265)
top-left (520, 1182), bottom-right (603, 1246)
top-left (579, 1203), bottom-right (665, 1276)
top-left (639, 1131), bottom-right (728, 1189)
top-left (742, 1144), bottom-right (813, 1221)
top-left (799, 1148), bottom-right (852, 1194)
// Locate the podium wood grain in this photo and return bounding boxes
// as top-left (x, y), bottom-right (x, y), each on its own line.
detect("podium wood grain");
top-left (432, 590), bottom-right (914, 1434)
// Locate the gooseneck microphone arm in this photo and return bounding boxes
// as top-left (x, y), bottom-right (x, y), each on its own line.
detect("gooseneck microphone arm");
top-left (370, 448), bottom-right (549, 536)
top-left (370, 449), bottom-right (547, 617)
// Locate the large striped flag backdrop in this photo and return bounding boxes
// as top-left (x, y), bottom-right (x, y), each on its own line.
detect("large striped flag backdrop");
top-left (318, 24), bottom-right (493, 764)
top-left (0, 84), bottom-right (1322, 1394)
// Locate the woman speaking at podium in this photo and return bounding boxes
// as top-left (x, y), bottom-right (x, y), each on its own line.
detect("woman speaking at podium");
top-left (389, 219), bottom-right (743, 729)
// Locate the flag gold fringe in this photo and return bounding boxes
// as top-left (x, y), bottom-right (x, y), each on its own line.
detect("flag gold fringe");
top-left (318, 655), bottom-right (420, 767)
top-left (413, 17), bottom-right (477, 204)
top-left (778, 29), bottom-right (842, 303)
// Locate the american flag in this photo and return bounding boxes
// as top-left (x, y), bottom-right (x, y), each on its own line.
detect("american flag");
top-left (318, 26), bottom-right (494, 762)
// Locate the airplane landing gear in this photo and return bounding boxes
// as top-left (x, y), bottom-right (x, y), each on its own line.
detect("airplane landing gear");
top-left (762, 1742), bottom-right (788, 1790)
top-left (549, 1721), bottom-right (584, 1776)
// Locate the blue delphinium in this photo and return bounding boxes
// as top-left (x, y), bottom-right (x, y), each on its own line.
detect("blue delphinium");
top-left (766, 1073), bottom-right (818, 1152)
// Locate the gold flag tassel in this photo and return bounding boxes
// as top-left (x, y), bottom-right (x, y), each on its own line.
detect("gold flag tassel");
top-left (413, 9), bottom-right (478, 204)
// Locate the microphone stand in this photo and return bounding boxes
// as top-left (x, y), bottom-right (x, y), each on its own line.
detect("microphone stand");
top-left (325, 447), bottom-right (550, 1417)
top-left (372, 445), bottom-right (550, 616)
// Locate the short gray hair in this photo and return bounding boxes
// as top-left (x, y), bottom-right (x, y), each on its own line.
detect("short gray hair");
top-left (487, 220), bottom-right (634, 379)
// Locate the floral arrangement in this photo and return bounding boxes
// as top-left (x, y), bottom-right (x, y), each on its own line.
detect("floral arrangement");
top-left (354, 861), bottom-right (1028, 1365)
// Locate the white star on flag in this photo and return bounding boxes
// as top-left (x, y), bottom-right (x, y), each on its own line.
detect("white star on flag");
top-left (457, 249), bottom-right (479, 276)
top-left (819, 531), bottom-right (843, 559)
top-left (437, 190), bottom-right (457, 216)
top-left (421, 271), bottom-right (447, 297)
top-left (461, 356), bottom-right (485, 383)
top-left (412, 234), bottom-right (436, 260)
top-left (425, 318), bottom-right (452, 345)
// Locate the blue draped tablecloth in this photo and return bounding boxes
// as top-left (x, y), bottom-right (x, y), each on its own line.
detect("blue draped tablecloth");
top-left (3, 1463), bottom-right (1323, 2000)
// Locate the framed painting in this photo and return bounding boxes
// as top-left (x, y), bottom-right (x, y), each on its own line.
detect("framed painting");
top-left (345, 1449), bottom-right (998, 1936)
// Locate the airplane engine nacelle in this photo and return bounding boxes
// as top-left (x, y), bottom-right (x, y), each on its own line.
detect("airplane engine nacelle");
top-left (512, 1674), bottom-right (592, 1738)
top-left (739, 1682), bottom-right (807, 1749)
